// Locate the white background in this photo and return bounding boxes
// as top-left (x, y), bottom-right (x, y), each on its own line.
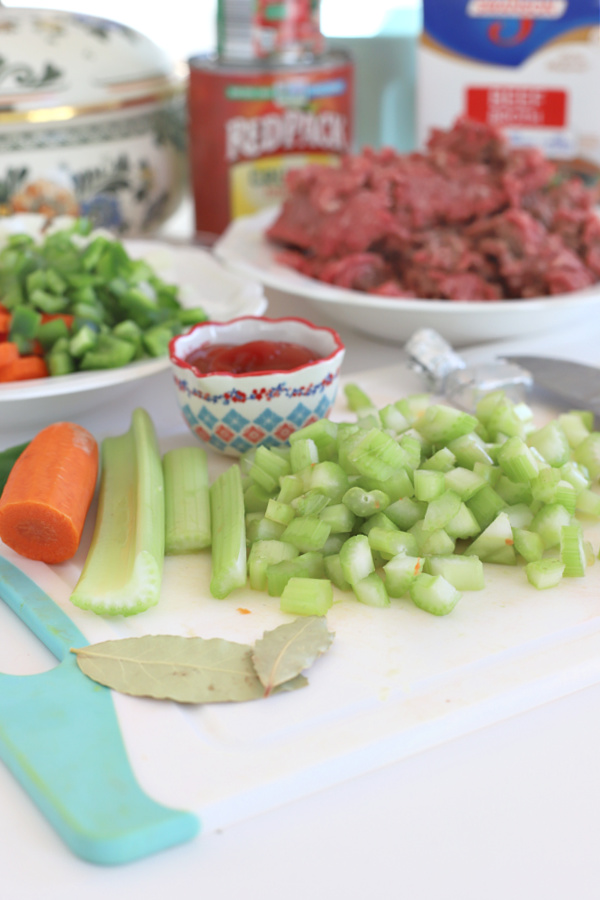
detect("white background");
top-left (2, 0), bottom-right (422, 63)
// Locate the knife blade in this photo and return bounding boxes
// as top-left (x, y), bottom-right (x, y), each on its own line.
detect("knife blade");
top-left (501, 356), bottom-right (600, 416)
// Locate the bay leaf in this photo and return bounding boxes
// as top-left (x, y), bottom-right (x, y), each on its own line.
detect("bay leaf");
top-left (252, 617), bottom-right (334, 695)
top-left (275, 674), bottom-right (309, 693)
top-left (73, 635), bottom-right (268, 704)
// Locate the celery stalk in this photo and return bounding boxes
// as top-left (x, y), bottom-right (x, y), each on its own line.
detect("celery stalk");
top-left (70, 408), bottom-right (165, 616)
top-left (464, 511), bottom-right (516, 565)
top-left (413, 469), bottom-right (445, 502)
top-left (525, 559), bottom-right (565, 589)
top-left (497, 436), bottom-right (540, 483)
top-left (339, 534), bottom-right (375, 585)
top-left (210, 464), bottom-right (247, 599)
top-left (385, 497), bottom-right (426, 530)
top-left (292, 490), bottom-right (331, 518)
top-left (344, 382), bottom-right (377, 415)
top-left (324, 553), bottom-right (352, 591)
top-left (574, 433), bottom-right (600, 480)
top-left (343, 486), bottom-right (390, 517)
top-left (281, 516), bottom-right (331, 552)
top-left (575, 488), bottom-right (600, 516)
top-left (421, 447), bottom-right (457, 472)
top-left (414, 404), bottom-right (478, 444)
top-left (383, 554), bottom-right (423, 597)
top-left (560, 524), bottom-right (587, 577)
top-left (527, 421), bottom-right (571, 467)
top-left (352, 572), bottom-right (390, 607)
top-left (424, 554), bottom-right (485, 591)
top-left (246, 514), bottom-right (285, 543)
top-left (512, 527), bottom-right (545, 563)
top-left (265, 498), bottom-right (296, 525)
top-left (163, 446), bottom-right (211, 554)
top-left (319, 501), bottom-right (357, 534)
top-left (290, 438), bottom-right (319, 472)
top-left (289, 419), bottom-right (338, 460)
top-left (410, 573), bottom-right (462, 616)
top-left (367, 526), bottom-right (419, 559)
top-left (248, 540), bottom-right (299, 591)
top-left (280, 577), bottom-right (334, 616)
top-left (267, 552), bottom-right (326, 596)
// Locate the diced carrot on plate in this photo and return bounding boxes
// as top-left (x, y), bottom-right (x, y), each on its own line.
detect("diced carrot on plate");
top-left (0, 355), bottom-right (49, 382)
top-left (0, 342), bottom-right (20, 368)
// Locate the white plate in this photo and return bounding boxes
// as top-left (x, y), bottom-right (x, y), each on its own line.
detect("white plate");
top-left (0, 237), bottom-right (267, 431)
top-left (214, 207), bottom-right (600, 347)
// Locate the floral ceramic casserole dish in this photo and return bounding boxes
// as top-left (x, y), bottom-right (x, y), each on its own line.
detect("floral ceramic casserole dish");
top-left (0, 7), bottom-right (187, 235)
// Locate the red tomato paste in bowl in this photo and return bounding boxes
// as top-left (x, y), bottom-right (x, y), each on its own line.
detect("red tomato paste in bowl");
top-left (186, 339), bottom-right (321, 375)
top-left (169, 316), bottom-right (345, 381)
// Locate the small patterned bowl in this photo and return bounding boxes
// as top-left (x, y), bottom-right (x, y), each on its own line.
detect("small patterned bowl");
top-left (168, 316), bottom-right (345, 456)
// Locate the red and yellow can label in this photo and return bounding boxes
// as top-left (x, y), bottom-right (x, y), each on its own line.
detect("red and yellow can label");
top-left (188, 53), bottom-right (354, 237)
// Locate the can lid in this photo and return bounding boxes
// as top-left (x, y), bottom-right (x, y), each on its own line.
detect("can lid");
top-left (405, 328), bottom-right (533, 412)
top-left (216, 0), bottom-right (325, 64)
top-left (405, 328), bottom-right (466, 391)
top-left (188, 49), bottom-right (350, 75)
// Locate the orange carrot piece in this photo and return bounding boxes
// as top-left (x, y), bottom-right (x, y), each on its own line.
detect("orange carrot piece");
top-left (0, 342), bottom-right (19, 368)
top-left (40, 312), bottom-right (74, 329)
top-left (0, 422), bottom-right (99, 564)
top-left (0, 355), bottom-right (49, 382)
top-left (0, 312), bottom-right (11, 333)
top-left (0, 302), bottom-right (8, 314)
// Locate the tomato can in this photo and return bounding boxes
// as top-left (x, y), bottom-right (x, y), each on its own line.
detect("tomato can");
top-left (187, 51), bottom-right (354, 240)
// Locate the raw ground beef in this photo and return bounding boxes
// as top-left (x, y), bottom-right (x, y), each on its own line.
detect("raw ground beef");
top-left (266, 117), bottom-right (600, 301)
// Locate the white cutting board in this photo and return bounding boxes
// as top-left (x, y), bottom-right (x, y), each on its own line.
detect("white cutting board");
top-left (2, 359), bottom-right (600, 835)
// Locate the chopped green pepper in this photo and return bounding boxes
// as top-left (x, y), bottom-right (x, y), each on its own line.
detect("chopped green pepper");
top-left (0, 218), bottom-right (209, 378)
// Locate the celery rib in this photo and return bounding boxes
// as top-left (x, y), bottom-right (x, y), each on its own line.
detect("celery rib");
top-left (70, 408), bottom-right (165, 616)
top-left (163, 446), bottom-right (211, 554)
top-left (209, 464), bottom-right (247, 599)
top-left (280, 577), bottom-right (334, 616)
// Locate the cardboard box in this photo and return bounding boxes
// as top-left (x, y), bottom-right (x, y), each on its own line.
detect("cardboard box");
top-left (417, 0), bottom-right (600, 176)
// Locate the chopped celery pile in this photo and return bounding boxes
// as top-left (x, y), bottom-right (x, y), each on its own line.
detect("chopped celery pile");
top-left (233, 387), bottom-right (600, 616)
top-left (0, 218), bottom-right (208, 374)
top-left (70, 389), bottom-right (600, 620)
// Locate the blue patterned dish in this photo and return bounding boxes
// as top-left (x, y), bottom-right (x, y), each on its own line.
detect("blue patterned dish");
top-left (168, 316), bottom-right (345, 456)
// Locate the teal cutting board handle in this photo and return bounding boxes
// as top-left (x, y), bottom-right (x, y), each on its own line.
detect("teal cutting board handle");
top-left (0, 556), bottom-right (199, 865)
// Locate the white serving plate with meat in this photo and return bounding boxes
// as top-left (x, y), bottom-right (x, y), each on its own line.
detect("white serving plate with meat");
top-left (214, 206), bottom-right (600, 348)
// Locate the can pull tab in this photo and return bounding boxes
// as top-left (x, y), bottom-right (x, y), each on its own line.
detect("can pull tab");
top-left (405, 328), bottom-right (533, 412)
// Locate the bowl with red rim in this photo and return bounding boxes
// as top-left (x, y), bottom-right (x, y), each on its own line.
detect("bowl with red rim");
top-left (168, 316), bottom-right (345, 456)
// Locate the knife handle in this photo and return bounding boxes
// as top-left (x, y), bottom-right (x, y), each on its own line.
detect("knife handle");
top-left (0, 556), bottom-right (87, 661)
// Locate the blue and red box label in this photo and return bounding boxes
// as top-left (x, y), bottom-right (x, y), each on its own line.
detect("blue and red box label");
top-left (418, 0), bottom-right (600, 168)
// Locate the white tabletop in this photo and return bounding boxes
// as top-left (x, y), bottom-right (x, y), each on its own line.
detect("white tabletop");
top-left (4, 231), bottom-right (600, 899)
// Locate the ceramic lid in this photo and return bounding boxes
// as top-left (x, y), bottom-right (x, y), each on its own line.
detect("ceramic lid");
top-left (0, 7), bottom-right (186, 121)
